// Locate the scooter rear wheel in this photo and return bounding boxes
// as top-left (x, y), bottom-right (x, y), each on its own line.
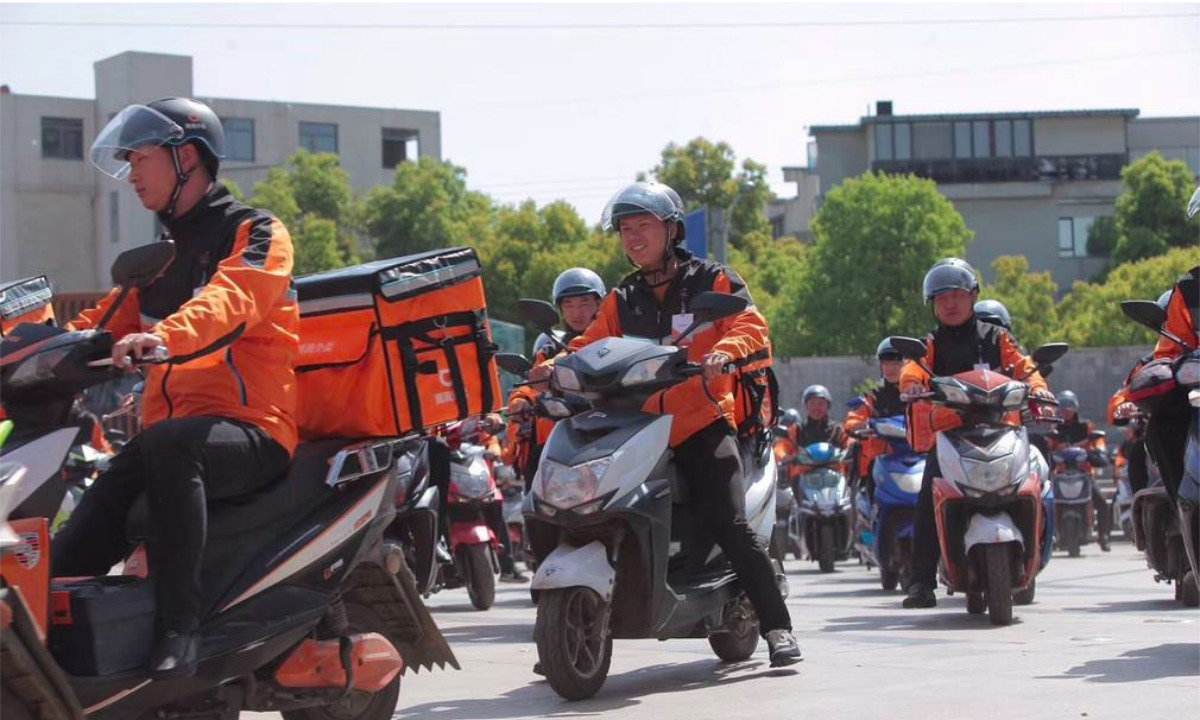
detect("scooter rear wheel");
top-left (708, 597), bottom-right (760, 662)
top-left (282, 602), bottom-right (401, 720)
top-left (536, 588), bottom-right (612, 701)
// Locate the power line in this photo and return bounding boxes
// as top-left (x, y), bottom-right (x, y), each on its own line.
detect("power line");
top-left (1, 12), bottom-right (1197, 31)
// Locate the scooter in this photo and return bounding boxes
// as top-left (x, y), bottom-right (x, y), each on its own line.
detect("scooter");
top-left (770, 432), bottom-right (801, 562)
top-left (436, 422), bottom-right (501, 611)
top-left (852, 416), bottom-right (924, 591)
top-left (1121, 298), bottom-right (1200, 606)
top-left (793, 442), bottom-right (852, 573)
top-left (497, 292), bottom-right (783, 701)
top-left (1049, 435), bottom-right (1105, 557)
top-left (497, 461), bottom-right (530, 568)
top-left (0, 244), bottom-right (456, 720)
top-left (888, 336), bottom-right (1067, 626)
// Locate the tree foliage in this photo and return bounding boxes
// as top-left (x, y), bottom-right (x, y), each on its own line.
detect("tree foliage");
top-left (1108, 152), bottom-right (1199, 264)
top-left (788, 172), bottom-right (973, 356)
top-left (978, 255), bottom-right (1060, 350)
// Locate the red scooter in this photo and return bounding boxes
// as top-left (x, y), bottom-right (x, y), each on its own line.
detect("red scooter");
top-left (437, 419), bottom-right (502, 610)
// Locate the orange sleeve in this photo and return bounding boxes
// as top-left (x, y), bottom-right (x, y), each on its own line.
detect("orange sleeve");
top-left (152, 215), bottom-right (293, 363)
top-left (843, 393), bottom-right (875, 435)
top-left (1155, 286), bottom-right (1197, 359)
top-left (899, 341), bottom-right (935, 390)
top-left (566, 291), bottom-right (622, 354)
top-left (999, 332), bottom-right (1046, 392)
top-left (67, 286), bottom-right (141, 338)
top-left (1085, 421), bottom-right (1107, 453)
top-left (709, 271), bottom-right (771, 363)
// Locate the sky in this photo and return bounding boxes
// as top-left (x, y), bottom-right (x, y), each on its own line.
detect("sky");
top-left (2, 2), bottom-right (1198, 222)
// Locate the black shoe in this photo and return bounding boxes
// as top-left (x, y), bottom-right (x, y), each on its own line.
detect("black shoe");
top-left (1099, 537), bottom-right (1111, 552)
top-left (766, 629), bottom-right (802, 667)
top-left (533, 661), bottom-right (546, 676)
top-left (148, 630), bottom-right (198, 678)
top-left (902, 583), bottom-right (936, 609)
top-left (500, 568), bottom-right (529, 583)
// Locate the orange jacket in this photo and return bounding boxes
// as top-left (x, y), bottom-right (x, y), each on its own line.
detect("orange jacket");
top-left (900, 323), bottom-right (1047, 453)
top-left (1154, 266), bottom-right (1199, 360)
top-left (1108, 353), bottom-right (1152, 424)
top-left (566, 257), bottom-right (771, 447)
top-left (71, 199), bottom-right (299, 454)
top-left (844, 400), bottom-right (889, 478)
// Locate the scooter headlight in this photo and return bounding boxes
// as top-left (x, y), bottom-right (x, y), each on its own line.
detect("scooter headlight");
top-left (539, 456), bottom-right (612, 510)
top-left (959, 455), bottom-right (1015, 493)
top-left (940, 384), bottom-right (971, 406)
top-left (1001, 385), bottom-right (1029, 409)
top-left (553, 365), bottom-right (582, 392)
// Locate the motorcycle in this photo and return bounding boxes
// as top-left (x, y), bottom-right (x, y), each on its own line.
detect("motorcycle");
top-left (0, 244), bottom-right (456, 720)
top-left (437, 421), bottom-right (502, 610)
top-left (1121, 298), bottom-right (1200, 606)
top-left (1049, 433), bottom-right (1106, 557)
top-left (793, 442), bottom-right (852, 573)
top-left (888, 335), bottom-right (1067, 626)
top-left (850, 415), bottom-right (924, 591)
top-left (496, 292), bottom-right (784, 701)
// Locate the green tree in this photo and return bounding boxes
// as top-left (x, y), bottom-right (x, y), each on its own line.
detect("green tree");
top-left (249, 151), bottom-right (363, 273)
top-left (789, 172), bottom-right (973, 356)
top-left (978, 255), bottom-right (1059, 349)
top-left (646, 138), bottom-right (773, 247)
top-left (1057, 246), bottom-right (1200, 347)
top-left (1109, 152), bottom-right (1199, 263)
top-left (1085, 215), bottom-right (1118, 258)
top-left (364, 157), bottom-right (494, 259)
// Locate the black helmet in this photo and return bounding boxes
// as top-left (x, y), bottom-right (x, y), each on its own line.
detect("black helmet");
top-left (802, 384), bottom-right (833, 405)
top-left (601, 181), bottom-right (687, 243)
top-left (91, 97), bottom-right (224, 180)
top-left (974, 299), bottom-right (1012, 330)
top-left (1058, 390), bottom-right (1079, 412)
top-left (552, 268), bottom-right (606, 306)
top-left (875, 337), bottom-right (903, 361)
top-left (923, 258), bottom-right (979, 304)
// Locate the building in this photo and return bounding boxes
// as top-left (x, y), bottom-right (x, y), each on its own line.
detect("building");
top-left (771, 101), bottom-right (1199, 290)
top-left (0, 51), bottom-right (442, 293)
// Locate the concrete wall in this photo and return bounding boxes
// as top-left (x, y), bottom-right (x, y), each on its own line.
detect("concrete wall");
top-left (775, 344), bottom-right (1151, 441)
top-left (813, 130), bottom-right (867, 196)
top-left (1034, 116), bottom-right (1127, 155)
top-left (1129, 116), bottom-right (1200, 173)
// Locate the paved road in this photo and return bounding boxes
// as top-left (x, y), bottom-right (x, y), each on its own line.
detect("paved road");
top-left (254, 538), bottom-right (1199, 720)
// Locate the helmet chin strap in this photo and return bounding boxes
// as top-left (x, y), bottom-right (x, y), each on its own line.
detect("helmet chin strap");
top-left (162, 145), bottom-right (193, 220)
top-left (638, 223), bottom-right (679, 289)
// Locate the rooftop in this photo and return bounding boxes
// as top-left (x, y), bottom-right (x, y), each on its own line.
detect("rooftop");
top-left (810, 107), bottom-right (1140, 133)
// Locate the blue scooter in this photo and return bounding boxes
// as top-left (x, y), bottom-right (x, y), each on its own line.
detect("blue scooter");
top-left (864, 416), bottom-right (924, 591)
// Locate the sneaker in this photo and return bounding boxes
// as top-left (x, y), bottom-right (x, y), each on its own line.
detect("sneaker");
top-left (902, 583), bottom-right (937, 609)
top-left (765, 629), bottom-right (802, 667)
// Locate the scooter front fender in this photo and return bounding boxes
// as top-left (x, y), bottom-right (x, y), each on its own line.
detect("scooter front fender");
top-left (530, 540), bottom-right (615, 602)
top-left (450, 522), bottom-right (494, 551)
top-left (964, 512), bottom-right (1024, 555)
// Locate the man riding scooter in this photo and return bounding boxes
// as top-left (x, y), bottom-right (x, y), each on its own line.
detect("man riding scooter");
top-left (532, 180), bottom-right (801, 667)
top-left (900, 258), bottom-right (1054, 609)
top-left (845, 339), bottom-right (908, 500)
top-left (1048, 390), bottom-right (1112, 551)
top-left (52, 99), bottom-right (298, 676)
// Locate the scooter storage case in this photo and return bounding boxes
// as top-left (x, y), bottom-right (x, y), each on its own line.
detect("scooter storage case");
top-left (48, 576), bottom-right (156, 676)
top-left (295, 247), bottom-right (502, 440)
top-left (0, 275), bottom-right (54, 336)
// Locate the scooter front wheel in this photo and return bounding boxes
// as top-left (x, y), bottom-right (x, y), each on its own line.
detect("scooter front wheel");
top-left (708, 597), bottom-right (760, 662)
top-left (983, 544), bottom-right (1014, 626)
top-left (463, 543), bottom-right (496, 610)
top-left (536, 587), bottom-right (612, 701)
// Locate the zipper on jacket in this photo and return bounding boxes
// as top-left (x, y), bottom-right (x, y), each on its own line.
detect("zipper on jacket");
top-left (226, 348), bottom-right (248, 405)
top-left (161, 364), bottom-right (175, 418)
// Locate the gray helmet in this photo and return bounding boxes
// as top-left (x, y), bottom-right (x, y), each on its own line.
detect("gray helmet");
top-left (552, 267), bottom-right (606, 306)
top-left (802, 384), bottom-right (833, 405)
top-left (974, 299), bottom-right (1012, 330)
top-left (923, 258), bottom-right (979, 304)
top-left (1157, 289), bottom-right (1173, 310)
top-left (532, 332), bottom-right (557, 358)
top-left (876, 337), bottom-right (903, 361)
top-left (1058, 390), bottom-right (1079, 412)
top-left (601, 181), bottom-right (687, 243)
top-left (781, 408), bottom-right (801, 427)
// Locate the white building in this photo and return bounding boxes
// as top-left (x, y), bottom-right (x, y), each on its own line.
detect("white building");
top-left (0, 51), bottom-right (442, 292)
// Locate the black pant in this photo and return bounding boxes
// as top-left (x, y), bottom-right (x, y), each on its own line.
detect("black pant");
top-left (911, 453), bottom-right (942, 588)
top-left (1126, 440), bottom-right (1150, 495)
top-left (53, 416), bottom-right (289, 633)
top-left (1092, 485), bottom-right (1111, 539)
top-left (1146, 392), bottom-right (1192, 505)
top-left (678, 422), bottom-right (791, 634)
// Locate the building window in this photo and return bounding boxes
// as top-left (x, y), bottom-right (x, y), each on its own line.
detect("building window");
top-left (299, 122), bottom-right (338, 153)
top-left (41, 117), bottom-right (83, 160)
top-left (382, 127), bottom-right (418, 169)
top-left (1058, 217), bottom-right (1094, 258)
top-left (874, 123), bottom-right (893, 161)
top-left (954, 122), bottom-right (972, 159)
top-left (972, 121), bottom-right (991, 158)
top-left (222, 117), bottom-right (255, 162)
top-left (1013, 119), bottom-right (1032, 157)
top-left (873, 123), bottom-right (911, 162)
top-left (994, 120), bottom-right (1013, 158)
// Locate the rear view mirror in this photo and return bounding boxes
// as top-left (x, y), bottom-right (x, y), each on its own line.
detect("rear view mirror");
top-left (688, 292), bottom-right (748, 323)
top-left (111, 242), bottom-right (175, 289)
top-left (1120, 300), bottom-right (1167, 332)
top-left (1032, 343), bottom-right (1069, 367)
top-left (518, 299), bottom-right (560, 333)
top-left (886, 336), bottom-right (927, 361)
top-left (495, 352), bottom-right (532, 376)
top-left (1188, 187), bottom-right (1200, 220)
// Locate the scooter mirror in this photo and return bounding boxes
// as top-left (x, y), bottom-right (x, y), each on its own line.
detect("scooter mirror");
top-left (1188, 186), bottom-right (1200, 220)
top-left (517, 298), bottom-right (561, 333)
top-left (886, 336), bottom-right (927, 361)
top-left (688, 292), bottom-right (748, 323)
top-left (1031, 342), bottom-right (1069, 367)
top-left (495, 352), bottom-right (533, 376)
top-left (1120, 300), bottom-right (1167, 332)
top-left (111, 242), bottom-right (175, 289)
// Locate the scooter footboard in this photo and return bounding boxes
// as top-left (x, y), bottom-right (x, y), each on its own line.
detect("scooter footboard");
top-left (531, 541), bottom-right (615, 602)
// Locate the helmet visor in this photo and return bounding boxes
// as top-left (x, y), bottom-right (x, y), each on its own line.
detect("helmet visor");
top-left (923, 264), bottom-right (977, 302)
top-left (89, 105), bottom-right (185, 179)
top-left (601, 183), bottom-right (679, 231)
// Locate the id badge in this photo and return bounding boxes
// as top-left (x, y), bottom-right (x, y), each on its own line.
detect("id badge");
top-left (671, 313), bottom-right (694, 347)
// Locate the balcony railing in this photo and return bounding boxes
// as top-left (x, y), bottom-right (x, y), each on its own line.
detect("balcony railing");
top-left (872, 154), bottom-right (1127, 184)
